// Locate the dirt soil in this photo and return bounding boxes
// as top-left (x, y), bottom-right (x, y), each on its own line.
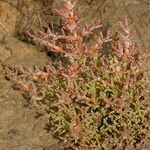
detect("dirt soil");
top-left (0, 0), bottom-right (149, 150)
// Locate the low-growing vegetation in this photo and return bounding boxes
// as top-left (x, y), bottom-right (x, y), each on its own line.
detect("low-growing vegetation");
top-left (5, 0), bottom-right (149, 149)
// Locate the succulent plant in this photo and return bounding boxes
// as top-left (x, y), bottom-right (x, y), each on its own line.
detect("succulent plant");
top-left (5, 0), bottom-right (149, 149)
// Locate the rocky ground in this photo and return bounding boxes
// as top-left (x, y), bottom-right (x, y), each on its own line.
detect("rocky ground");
top-left (0, 0), bottom-right (149, 149)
